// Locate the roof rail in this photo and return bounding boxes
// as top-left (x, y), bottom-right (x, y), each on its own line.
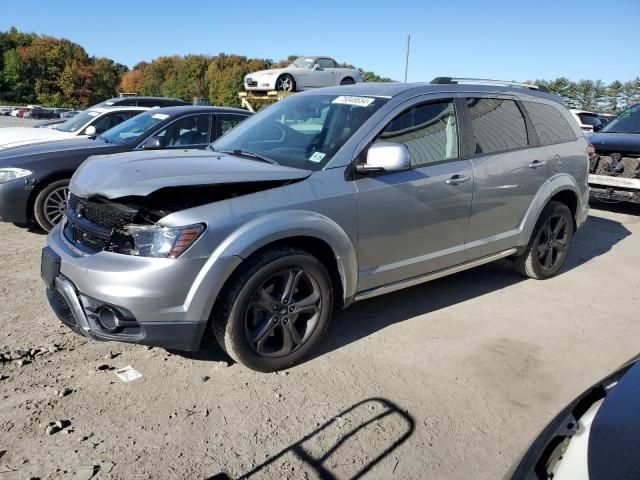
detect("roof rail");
top-left (430, 77), bottom-right (549, 93)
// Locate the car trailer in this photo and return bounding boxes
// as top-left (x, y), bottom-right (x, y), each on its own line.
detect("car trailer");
top-left (239, 91), bottom-right (295, 112)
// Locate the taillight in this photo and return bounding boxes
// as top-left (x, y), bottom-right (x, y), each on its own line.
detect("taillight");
top-left (586, 144), bottom-right (596, 160)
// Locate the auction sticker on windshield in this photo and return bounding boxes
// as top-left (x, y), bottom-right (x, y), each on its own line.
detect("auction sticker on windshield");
top-left (332, 96), bottom-right (375, 107)
top-left (309, 151), bottom-right (326, 163)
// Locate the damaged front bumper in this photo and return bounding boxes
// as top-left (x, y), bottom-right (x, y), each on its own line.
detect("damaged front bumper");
top-left (589, 154), bottom-right (640, 203)
top-left (42, 223), bottom-right (242, 350)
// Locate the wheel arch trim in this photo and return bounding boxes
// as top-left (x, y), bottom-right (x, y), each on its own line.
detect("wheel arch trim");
top-left (517, 174), bottom-right (582, 246)
top-left (185, 210), bottom-right (358, 320)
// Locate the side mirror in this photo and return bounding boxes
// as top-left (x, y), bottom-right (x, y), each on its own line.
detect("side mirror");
top-left (356, 142), bottom-right (411, 173)
top-left (313, 63), bottom-right (322, 71)
top-left (592, 123), bottom-right (603, 132)
top-left (142, 136), bottom-right (164, 150)
top-left (84, 125), bottom-right (96, 136)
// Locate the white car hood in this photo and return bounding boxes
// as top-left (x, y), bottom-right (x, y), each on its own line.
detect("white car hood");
top-left (0, 127), bottom-right (77, 150)
top-left (247, 68), bottom-right (290, 78)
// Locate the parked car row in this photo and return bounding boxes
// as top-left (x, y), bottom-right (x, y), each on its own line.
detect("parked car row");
top-left (570, 108), bottom-right (616, 132)
top-left (0, 105), bottom-right (250, 230)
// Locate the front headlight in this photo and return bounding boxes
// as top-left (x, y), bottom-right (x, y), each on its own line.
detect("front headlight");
top-left (119, 223), bottom-right (205, 258)
top-left (0, 167), bottom-right (32, 184)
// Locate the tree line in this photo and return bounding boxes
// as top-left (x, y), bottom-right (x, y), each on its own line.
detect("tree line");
top-left (1, 27), bottom-right (638, 112)
top-left (531, 77), bottom-right (640, 113)
top-left (0, 27), bottom-right (128, 107)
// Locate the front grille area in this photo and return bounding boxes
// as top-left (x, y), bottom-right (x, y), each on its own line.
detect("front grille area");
top-left (245, 78), bottom-right (258, 87)
top-left (67, 194), bottom-right (134, 229)
top-left (64, 194), bottom-right (135, 253)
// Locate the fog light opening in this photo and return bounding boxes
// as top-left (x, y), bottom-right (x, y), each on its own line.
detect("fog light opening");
top-left (97, 306), bottom-right (121, 332)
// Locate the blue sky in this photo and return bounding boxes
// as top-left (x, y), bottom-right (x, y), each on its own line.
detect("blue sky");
top-left (2, 0), bottom-right (639, 83)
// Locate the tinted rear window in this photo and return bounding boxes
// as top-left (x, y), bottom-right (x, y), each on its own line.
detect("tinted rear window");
top-left (467, 98), bottom-right (528, 154)
top-left (523, 102), bottom-right (576, 145)
top-left (577, 113), bottom-right (602, 127)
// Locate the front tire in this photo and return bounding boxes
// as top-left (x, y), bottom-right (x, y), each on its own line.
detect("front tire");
top-left (514, 201), bottom-right (574, 279)
top-left (213, 247), bottom-right (333, 372)
top-left (340, 77), bottom-right (355, 85)
top-left (276, 74), bottom-right (296, 92)
top-left (33, 179), bottom-right (70, 232)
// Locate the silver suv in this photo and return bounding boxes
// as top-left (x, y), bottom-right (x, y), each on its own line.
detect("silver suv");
top-left (42, 79), bottom-right (590, 372)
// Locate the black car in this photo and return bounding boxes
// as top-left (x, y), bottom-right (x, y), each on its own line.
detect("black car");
top-left (0, 106), bottom-right (250, 230)
top-left (28, 107), bottom-right (57, 119)
top-left (93, 96), bottom-right (190, 108)
top-left (588, 104), bottom-right (640, 204)
top-left (508, 354), bottom-right (640, 480)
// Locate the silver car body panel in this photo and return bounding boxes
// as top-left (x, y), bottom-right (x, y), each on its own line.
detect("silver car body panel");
top-left (71, 150), bottom-right (311, 199)
top-left (45, 82), bottom-right (590, 350)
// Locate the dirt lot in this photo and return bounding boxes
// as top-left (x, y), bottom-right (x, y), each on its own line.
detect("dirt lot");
top-left (0, 116), bottom-right (40, 128)
top-left (1, 199), bottom-right (639, 479)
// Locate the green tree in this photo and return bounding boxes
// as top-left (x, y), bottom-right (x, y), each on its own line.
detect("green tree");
top-left (605, 80), bottom-right (624, 112)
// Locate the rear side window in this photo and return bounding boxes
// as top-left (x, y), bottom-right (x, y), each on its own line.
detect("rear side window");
top-left (216, 114), bottom-right (248, 138)
top-left (318, 58), bottom-right (336, 68)
top-left (467, 98), bottom-right (528, 154)
top-left (375, 100), bottom-right (459, 167)
top-left (156, 114), bottom-right (210, 147)
top-left (577, 113), bottom-right (602, 127)
top-left (523, 102), bottom-right (576, 145)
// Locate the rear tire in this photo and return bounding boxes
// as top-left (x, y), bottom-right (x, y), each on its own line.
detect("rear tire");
top-left (213, 247), bottom-right (333, 372)
top-left (514, 201), bottom-right (574, 279)
top-left (33, 179), bottom-right (70, 232)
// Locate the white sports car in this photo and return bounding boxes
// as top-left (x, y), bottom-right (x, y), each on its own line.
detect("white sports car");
top-left (244, 56), bottom-right (363, 92)
top-left (0, 106), bottom-right (148, 150)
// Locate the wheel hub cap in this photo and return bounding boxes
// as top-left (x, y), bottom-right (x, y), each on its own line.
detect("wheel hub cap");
top-left (244, 268), bottom-right (322, 357)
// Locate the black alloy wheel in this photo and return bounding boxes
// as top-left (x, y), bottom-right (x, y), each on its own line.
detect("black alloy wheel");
top-left (244, 268), bottom-right (322, 357)
top-left (213, 247), bottom-right (333, 372)
top-left (515, 201), bottom-right (574, 279)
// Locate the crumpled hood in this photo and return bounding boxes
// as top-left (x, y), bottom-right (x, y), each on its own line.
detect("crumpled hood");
top-left (0, 127), bottom-right (75, 150)
top-left (71, 149), bottom-right (312, 199)
top-left (246, 68), bottom-right (289, 78)
top-left (588, 132), bottom-right (640, 153)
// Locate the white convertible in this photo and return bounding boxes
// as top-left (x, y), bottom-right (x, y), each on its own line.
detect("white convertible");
top-left (0, 106), bottom-right (148, 150)
top-left (244, 56), bottom-right (362, 92)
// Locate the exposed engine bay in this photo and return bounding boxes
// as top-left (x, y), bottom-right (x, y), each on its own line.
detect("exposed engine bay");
top-left (589, 152), bottom-right (640, 203)
top-left (63, 180), bottom-right (300, 255)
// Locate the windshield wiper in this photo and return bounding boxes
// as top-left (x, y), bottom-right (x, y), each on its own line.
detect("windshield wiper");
top-left (217, 149), bottom-right (279, 165)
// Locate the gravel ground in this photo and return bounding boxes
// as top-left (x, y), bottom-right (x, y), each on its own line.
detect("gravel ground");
top-left (0, 200), bottom-right (638, 479)
top-left (0, 115), bottom-right (41, 128)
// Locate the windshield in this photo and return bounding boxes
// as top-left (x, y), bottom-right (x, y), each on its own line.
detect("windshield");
top-left (289, 57), bottom-right (316, 69)
top-left (54, 110), bottom-right (97, 132)
top-left (602, 105), bottom-right (640, 134)
top-left (213, 94), bottom-right (388, 170)
top-left (100, 111), bottom-right (167, 144)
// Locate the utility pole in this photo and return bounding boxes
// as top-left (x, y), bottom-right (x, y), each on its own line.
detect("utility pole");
top-left (404, 34), bottom-right (411, 83)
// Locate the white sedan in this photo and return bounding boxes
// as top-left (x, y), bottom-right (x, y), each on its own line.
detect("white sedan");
top-left (0, 106), bottom-right (148, 150)
top-left (244, 56), bottom-right (362, 92)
